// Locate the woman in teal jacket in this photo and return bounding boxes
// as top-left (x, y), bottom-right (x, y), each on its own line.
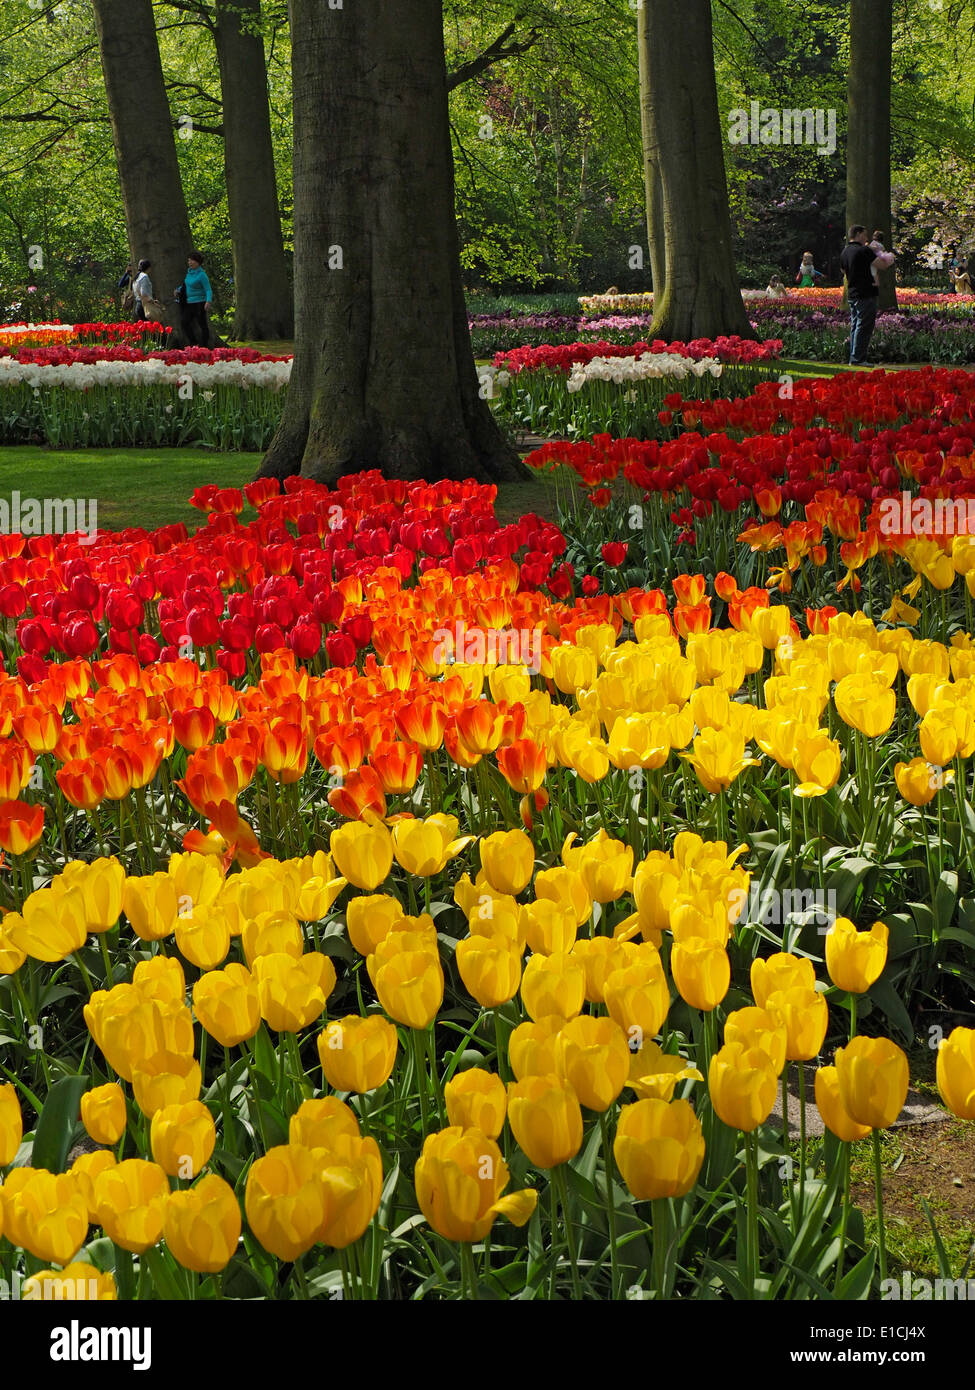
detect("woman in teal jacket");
top-left (181, 250), bottom-right (212, 346)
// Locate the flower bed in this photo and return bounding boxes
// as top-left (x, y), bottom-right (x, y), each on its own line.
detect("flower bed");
top-left (0, 350), bottom-right (293, 450)
top-left (485, 339), bottom-right (782, 440)
top-left (0, 436), bottom-right (973, 1302)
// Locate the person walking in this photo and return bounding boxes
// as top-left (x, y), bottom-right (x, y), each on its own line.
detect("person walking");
top-left (839, 225), bottom-right (895, 366)
top-left (131, 260), bottom-right (153, 322)
top-left (180, 250), bottom-right (212, 346)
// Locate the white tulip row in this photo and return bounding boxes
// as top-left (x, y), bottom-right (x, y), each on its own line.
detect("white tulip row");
top-left (0, 358), bottom-right (293, 392)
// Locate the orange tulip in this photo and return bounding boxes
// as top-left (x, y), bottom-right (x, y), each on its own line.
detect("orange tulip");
top-left (0, 800), bottom-right (43, 855)
top-left (497, 738), bottom-right (547, 794)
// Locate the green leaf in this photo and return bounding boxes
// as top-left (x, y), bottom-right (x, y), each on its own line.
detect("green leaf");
top-left (31, 1074), bottom-right (89, 1174)
top-left (836, 1250), bottom-right (876, 1300)
top-left (866, 977), bottom-right (914, 1046)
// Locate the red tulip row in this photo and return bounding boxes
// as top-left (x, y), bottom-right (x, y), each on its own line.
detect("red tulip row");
top-left (492, 336), bottom-right (784, 375)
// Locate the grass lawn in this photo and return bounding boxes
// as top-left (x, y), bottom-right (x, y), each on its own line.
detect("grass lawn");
top-left (0, 446), bottom-right (560, 533)
top-left (0, 447), bottom-right (259, 533)
top-left (0, 351), bottom-right (937, 535)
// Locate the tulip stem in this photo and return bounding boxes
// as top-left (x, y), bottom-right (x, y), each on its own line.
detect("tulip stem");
top-left (221, 1046), bottom-right (238, 1155)
top-left (745, 1132), bottom-right (760, 1298)
top-left (555, 1164), bottom-right (583, 1299)
top-left (411, 1029), bottom-right (431, 1135)
top-left (97, 932), bottom-right (115, 988)
top-left (834, 1143), bottom-right (851, 1293)
top-left (798, 1064), bottom-right (807, 1216)
top-left (651, 1197), bottom-right (670, 1300)
top-left (72, 950), bottom-right (95, 998)
top-left (460, 1242), bottom-right (477, 1301)
top-left (872, 1129), bottom-right (888, 1284)
top-left (425, 1025), bottom-right (445, 1126)
top-left (850, 994), bottom-right (857, 1041)
top-left (598, 1110), bottom-right (621, 1299)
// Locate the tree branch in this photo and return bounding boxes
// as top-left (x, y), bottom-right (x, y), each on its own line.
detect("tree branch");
top-left (446, 21), bottom-right (542, 90)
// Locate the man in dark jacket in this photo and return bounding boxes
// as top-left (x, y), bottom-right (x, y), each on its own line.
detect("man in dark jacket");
top-left (839, 226), bottom-right (895, 366)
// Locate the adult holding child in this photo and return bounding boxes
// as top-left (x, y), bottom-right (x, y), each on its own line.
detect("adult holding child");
top-left (839, 225), bottom-right (895, 367)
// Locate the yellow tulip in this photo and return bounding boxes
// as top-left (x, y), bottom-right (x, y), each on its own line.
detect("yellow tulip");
top-left (557, 1015), bottom-right (630, 1111)
top-left (289, 1096), bottom-right (360, 1148)
top-left (936, 1027), bottom-right (975, 1120)
top-left (750, 952), bottom-right (815, 1008)
top-left (93, 1159), bottom-right (170, 1254)
top-left (507, 1017), bottom-right (563, 1080)
top-left (480, 829), bottom-right (535, 895)
top-left (150, 1100), bottom-right (216, 1179)
top-left (192, 962), bottom-right (261, 1048)
top-left (766, 986), bottom-right (828, 1061)
top-left (0, 1081), bottom-right (23, 1165)
top-left (670, 938), bottom-right (730, 1012)
top-left (245, 1144), bottom-right (328, 1261)
top-left (329, 819), bottom-right (394, 891)
top-left (444, 1068), bottom-right (507, 1138)
top-left (122, 872), bottom-right (179, 942)
top-left (604, 956), bottom-right (671, 1048)
top-left (814, 1066), bottom-right (871, 1142)
top-left (723, 1007), bottom-right (787, 1074)
top-left (392, 814), bottom-right (475, 877)
top-left (708, 1042), bottom-right (778, 1131)
top-left (507, 1075), bottom-right (583, 1168)
top-left (164, 1173), bottom-right (241, 1274)
top-left (626, 1042), bottom-right (703, 1101)
top-left (835, 1036), bottom-right (909, 1129)
top-left (414, 1126), bottom-right (537, 1242)
top-left (345, 893), bottom-right (404, 955)
top-left (825, 918), bottom-right (888, 994)
top-left (80, 1083), bottom-right (127, 1147)
top-left (456, 933), bottom-right (522, 1009)
top-left (373, 948), bottom-right (444, 1029)
top-left (520, 951), bottom-right (586, 1022)
top-left (253, 951), bottom-right (336, 1033)
top-left (316, 1134), bottom-right (383, 1248)
top-left (317, 1014), bottom-right (398, 1093)
top-left (22, 1261), bottom-right (116, 1301)
top-left (614, 1098), bottom-right (705, 1199)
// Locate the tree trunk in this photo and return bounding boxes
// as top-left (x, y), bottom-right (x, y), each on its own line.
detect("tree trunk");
top-left (214, 0), bottom-right (293, 341)
top-left (847, 0), bottom-right (897, 311)
top-left (91, 0), bottom-right (195, 344)
top-left (639, 0), bottom-right (755, 341)
top-left (259, 0), bottom-right (521, 486)
top-left (636, 3), bottom-right (665, 299)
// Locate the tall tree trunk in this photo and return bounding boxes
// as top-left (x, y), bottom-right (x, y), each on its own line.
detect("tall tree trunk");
top-left (639, 0), bottom-right (755, 341)
top-left (636, 3), bottom-right (665, 299)
top-left (91, 0), bottom-right (195, 344)
top-left (847, 0), bottom-right (896, 311)
top-left (214, 0), bottom-right (293, 341)
top-left (259, 0), bottom-right (521, 485)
